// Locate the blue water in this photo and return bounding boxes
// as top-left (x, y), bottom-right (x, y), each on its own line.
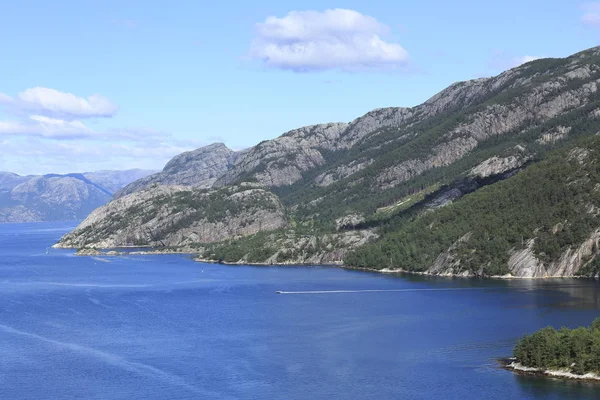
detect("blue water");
top-left (1, 223), bottom-right (600, 399)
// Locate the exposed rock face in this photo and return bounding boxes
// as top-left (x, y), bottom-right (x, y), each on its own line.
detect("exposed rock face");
top-left (215, 123), bottom-right (349, 187)
top-left (315, 160), bottom-right (374, 187)
top-left (340, 108), bottom-right (414, 146)
top-left (507, 240), bottom-right (547, 278)
top-left (339, 76), bottom-right (503, 147)
top-left (537, 126), bottom-right (572, 145)
top-left (200, 229), bottom-right (378, 265)
top-left (263, 230), bottom-right (378, 265)
top-left (422, 230), bottom-right (600, 279)
top-left (376, 137), bottom-right (479, 190)
top-left (507, 231), bottom-right (600, 278)
top-left (469, 149), bottom-right (531, 179)
top-left (0, 170), bottom-right (154, 223)
top-left (365, 70), bottom-right (598, 190)
top-left (55, 185), bottom-right (288, 249)
top-left (114, 143), bottom-right (238, 198)
top-left (426, 233), bottom-right (475, 277)
top-left (335, 214), bottom-right (366, 231)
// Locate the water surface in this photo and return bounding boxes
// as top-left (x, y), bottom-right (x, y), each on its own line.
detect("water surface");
top-left (1, 222), bottom-right (600, 399)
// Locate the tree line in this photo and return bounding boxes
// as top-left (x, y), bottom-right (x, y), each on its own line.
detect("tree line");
top-left (514, 319), bottom-right (600, 375)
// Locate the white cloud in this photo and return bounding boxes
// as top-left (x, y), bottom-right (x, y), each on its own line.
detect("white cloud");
top-left (0, 117), bottom-right (90, 139)
top-left (0, 87), bottom-right (209, 174)
top-left (250, 9), bottom-right (409, 72)
top-left (0, 115), bottom-right (96, 140)
top-left (0, 87), bottom-right (117, 119)
top-left (0, 87), bottom-right (168, 142)
top-left (0, 115), bottom-right (174, 142)
top-left (0, 137), bottom-right (197, 175)
top-left (582, 3), bottom-right (600, 28)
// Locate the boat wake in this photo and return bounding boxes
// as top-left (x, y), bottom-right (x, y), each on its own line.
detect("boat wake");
top-left (276, 287), bottom-right (489, 294)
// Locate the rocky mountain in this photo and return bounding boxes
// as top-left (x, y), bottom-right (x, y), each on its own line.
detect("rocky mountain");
top-left (114, 143), bottom-right (238, 198)
top-left (55, 185), bottom-right (287, 249)
top-left (0, 172), bottom-right (29, 191)
top-left (57, 47), bottom-right (600, 276)
top-left (347, 136), bottom-right (600, 278)
top-left (214, 123), bottom-right (349, 187)
top-left (0, 169), bottom-right (154, 223)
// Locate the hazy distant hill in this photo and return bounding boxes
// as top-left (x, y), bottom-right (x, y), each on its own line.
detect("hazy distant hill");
top-left (0, 169), bottom-right (154, 223)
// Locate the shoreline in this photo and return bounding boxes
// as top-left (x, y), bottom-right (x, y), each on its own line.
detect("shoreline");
top-left (502, 359), bottom-right (600, 382)
top-left (69, 248), bottom-right (200, 256)
top-left (192, 257), bottom-right (344, 267)
top-left (64, 247), bottom-right (596, 280)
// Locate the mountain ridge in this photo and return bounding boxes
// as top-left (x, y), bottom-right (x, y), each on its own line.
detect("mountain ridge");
top-left (0, 169), bottom-right (155, 223)
top-left (56, 46), bottom-right (600, 277)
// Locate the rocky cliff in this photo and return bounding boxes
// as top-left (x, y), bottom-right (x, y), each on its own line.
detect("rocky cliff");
top-left (199, 228), bottom-right (377, 265)
top-left (114, 143), bottom-right (238, 198)
top-left (215, 123), bottom-right (349, 187)
top-left (55, 185), bottom-right (288, 249)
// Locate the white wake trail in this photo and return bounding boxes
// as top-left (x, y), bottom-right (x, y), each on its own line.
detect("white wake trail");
top-left (276, 287), bottom-right (490, 294)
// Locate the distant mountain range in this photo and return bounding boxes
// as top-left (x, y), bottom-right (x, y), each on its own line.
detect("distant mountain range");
top-left (0, 169), bottom-right (155, 223)
top-left (56, 46), bottom-right (600, 278)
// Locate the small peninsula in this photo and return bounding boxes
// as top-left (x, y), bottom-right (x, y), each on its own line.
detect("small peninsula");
top-left (506, 319), bottom-right (600, 381)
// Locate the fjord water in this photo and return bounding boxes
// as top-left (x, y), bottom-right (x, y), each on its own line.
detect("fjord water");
top-left (2, 224), bottom-right (600, 399)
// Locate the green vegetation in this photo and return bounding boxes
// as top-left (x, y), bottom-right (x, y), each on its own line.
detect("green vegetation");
top-left (63, 186), bottom-right (283, 248)
top-left (514, 319), bottom-right (600, 375)
top-left (61, 48), bottom-right (600, 269)
top-left (375, 183), bottom-right (441, 215)
top-left (199, 227), bottom-right (365, 264)
top-left (189, 52), bottom-right (600, 269)
top-left (201, 230), bottom-right (282, 263)
top-left (278, 70), bottom-right (600, 225)
top-left (345, 136), bottom-right (600, 276)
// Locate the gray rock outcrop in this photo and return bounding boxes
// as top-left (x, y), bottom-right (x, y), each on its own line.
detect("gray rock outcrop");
top-left (469, 148), bottom-right (531, 179)
top-left (507, 231), bottom-right (600, 278)
top-left (55, 185), bottom-right (288, 249)
top-left (215, 123), bottom-right (349, 187)
top-left (114, 143), bottom-right (238, 198)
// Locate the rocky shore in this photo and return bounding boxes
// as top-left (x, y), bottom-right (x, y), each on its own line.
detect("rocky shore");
top-left (71, 247), bottom-right (600, 280)
top-left (74, 248), bottom-right (200, 256)
top-left (502, 359), bottom-right (600, 382)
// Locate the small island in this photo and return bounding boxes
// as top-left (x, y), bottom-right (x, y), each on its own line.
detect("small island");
top-left (506, 319), bottom-right (600, 381)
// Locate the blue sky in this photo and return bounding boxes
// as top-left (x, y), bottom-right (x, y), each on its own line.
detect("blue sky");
top-left (0, 0), bottom-right (598, 174)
